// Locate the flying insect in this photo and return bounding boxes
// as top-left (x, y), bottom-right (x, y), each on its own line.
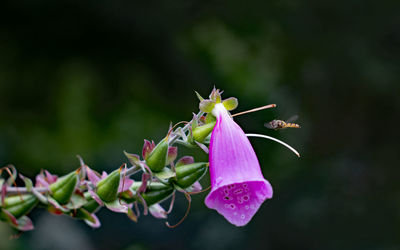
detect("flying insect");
top-left (265, 115), bottom-right (300, 130)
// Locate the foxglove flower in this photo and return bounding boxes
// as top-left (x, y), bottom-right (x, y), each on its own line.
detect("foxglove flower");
top-left (205, 103), bottom-right (273, 226)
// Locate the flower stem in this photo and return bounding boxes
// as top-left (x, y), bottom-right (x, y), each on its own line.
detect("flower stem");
top-left (6, 186), bottom-right (48, 195)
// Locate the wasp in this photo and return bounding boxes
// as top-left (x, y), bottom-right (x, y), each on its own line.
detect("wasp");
top-left (265, 115), bottom-right (301, 130)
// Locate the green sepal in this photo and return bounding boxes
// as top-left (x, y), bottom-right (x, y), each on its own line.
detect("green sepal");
top-left (72, 208), bottom-right (100, 228)
top-left (191, 113), bottom-right (199, 131)
top-left (19, 174), bottom-right (33, 191)
top-left (175, 162), bottom-right (208, 189)
top-left (96, 169), bottom-right (121, 203)
top-left (193, 122), bottom-right (216, 143)
top-left (222, 97), bottom-right (238, 111)
top-left (127, 208), bottom-right (138, 222)
top-left (83, 197), bottom-right (101, 214)
top-left (49, 171), bottom-right (78, 205)
top-left (209, 87), bottom-right (222, 103)
top-left (47, 197), bottom-right (70, 213)
top-left (0, 194), bottom-right (38, 219)
top-left (205, 113), bottom-right (216, 124)
top-left (74, 208), bottom-right (96, 223)
top-left (199, 100), bottom-right (216, 113)
top-left (154, 167), bottom-right (176, 180)
top-left (195, 91), bottom-right (204, 101)
top-left (1, 209), bottom-right (34, 231)
top-left (124, 151), bottom-right (141, 166)
top-left (145, 138), bottom-right (169, 172)
top-left (66, 192), bottom-right (88, 209)
top-left (119, 192), bottom-right (136, 204)
top-left (104, 199), bottom-right (129, 213)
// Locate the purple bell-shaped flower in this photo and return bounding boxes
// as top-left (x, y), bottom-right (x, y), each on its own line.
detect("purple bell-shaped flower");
top-left (205, 103), bottom-right (273, 226)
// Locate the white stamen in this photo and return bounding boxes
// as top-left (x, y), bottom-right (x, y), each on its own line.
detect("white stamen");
top-left (246, 133), bottom-right (300, 157)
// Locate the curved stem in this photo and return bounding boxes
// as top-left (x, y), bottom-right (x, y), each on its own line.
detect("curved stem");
top-left (246, 133), bottom-right (300, 157)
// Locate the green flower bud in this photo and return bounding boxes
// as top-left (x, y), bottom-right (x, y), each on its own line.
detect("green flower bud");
top-left (193, 122), bottom-right (216, 143)
top-left (0, 194), bottom-right (38, 219)
top-left (141, 183), bottom-right (174, 206)
top-left (96, 169), bottom-right (120, 203)
top-left (128, 182), bottom-right (173, 206)
top-left (175, 162), bottom-right (208, 189)
top-left (145, 138), bottom-right (169, 172)
top-left (49, 171), bottom-right (78, 205)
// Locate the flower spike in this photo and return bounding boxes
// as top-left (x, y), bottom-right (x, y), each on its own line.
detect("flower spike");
top-left (0, 86), bottom-right (300, 231)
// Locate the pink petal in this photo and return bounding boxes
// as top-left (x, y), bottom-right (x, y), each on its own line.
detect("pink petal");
top-left (86, 166), bottom-right (101, 186)
top-left (137, 173), bottom-right (150, 193)
top-left (2, 210), bottom-right (35, 231)
top-left (166, 147), bottom-right (178, 165)
top-left (149, 204), bottom-right (167, 219)
top-left (35, 174), bottom-right (49, 188)
top-left (205, 104), bottom-right (273, 227)
top-left (142, 139), bottom-right (155, 159)
top-left (104, 200), bottom-right (131, 213)
top-left (1, 209), bottom-right (18, 226)
top-left (15, 216), bottom-right (35, 231)
top-left (191, 181), bottom-right (202, 192)
top-left (118, 178), bottom-right (134, 193)
top-left (45, 170), bottom-right (58, 184)
top-left (176, 156), bottom-right (195, 167)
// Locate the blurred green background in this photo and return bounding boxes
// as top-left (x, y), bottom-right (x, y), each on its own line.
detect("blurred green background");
top-left (1, 0), bottom-right (399, 249)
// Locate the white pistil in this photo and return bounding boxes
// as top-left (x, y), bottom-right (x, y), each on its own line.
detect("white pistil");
top-left (246, 133), bottom-right (300, 157)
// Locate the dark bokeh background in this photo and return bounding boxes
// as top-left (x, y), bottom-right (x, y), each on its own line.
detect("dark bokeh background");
top-left (1, 1), bottom-right (400, 249)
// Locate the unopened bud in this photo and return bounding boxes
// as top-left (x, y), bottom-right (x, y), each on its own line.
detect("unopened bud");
top-left (0, 194), bottom-right (38, 219)
top-left (49, 171), bottom-right (78, 205)
top-left (145, 138), bottom-right (169, 172)
top-left (128, 182), bottom-right (174, 206)
top-left (175, 162), bottom-right (208, 189)
top-left (96, 169), bottom-right (121, 203)
top-left (193, 122), bottom-right (216, 143)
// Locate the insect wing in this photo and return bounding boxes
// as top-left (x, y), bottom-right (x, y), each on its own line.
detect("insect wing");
top-left (285, 115), bottom-right (299, 123)
top-left (264, 122), bottom-right (275, 129)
